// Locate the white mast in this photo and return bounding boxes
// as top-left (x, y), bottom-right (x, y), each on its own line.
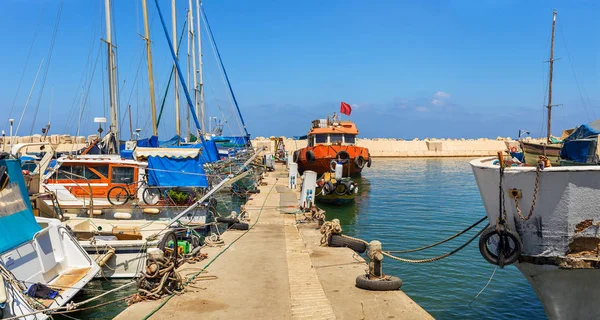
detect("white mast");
top-left (185, 8), bottom-right (191, 139)
top-left (195, 0), bottom-right (205, 134)
top-left (172, 0), bottom-right (181, 138)
top-left (142, 0), bottom-right (158, 136)
top-left (188, 0), bottom-right (200, 133)
top-left (104, 0), bottom-right (119, 143)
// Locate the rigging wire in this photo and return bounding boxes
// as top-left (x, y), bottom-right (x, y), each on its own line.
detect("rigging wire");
top-left (28, 0), bottom-right (65, 136)
top-left (558, 23), bottom-right (593, 122)
top-left (5, 0), bottom-right (47, 132)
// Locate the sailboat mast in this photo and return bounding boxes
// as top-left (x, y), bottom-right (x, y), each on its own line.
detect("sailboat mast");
top-left (195, 0), bottom-right (205, 134)
top-left (172, 0), bottom-right (181, 138)
top-left (186, 8), bottom-right (191, 139)
top-left (188, 0), bottom-right (200, 134)
top-left (142, 0), bottom-right (158, 136)
top-left (104, 0), bottom-right (119, 143)
top-left (546, 10), bottom-right (557, 143)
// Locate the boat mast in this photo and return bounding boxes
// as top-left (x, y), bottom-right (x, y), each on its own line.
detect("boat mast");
top-left (195, 0), bottom-right (205, 134)
top-left (104, 0), bottom-right (119, 143)
top-left (142, 0), bottom-right (158, 137)
top-left (546, 10), bottom-right (557, 143)
top-left (186, 7), bottom-right (191, 139)
top-left (172, 0), bottom-right (181, 139)
top-left (189, 0), bottom-right (200, 134)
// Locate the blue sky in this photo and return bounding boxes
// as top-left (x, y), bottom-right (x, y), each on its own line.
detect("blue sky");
top-left (1, 0), bottom-right (598, 139)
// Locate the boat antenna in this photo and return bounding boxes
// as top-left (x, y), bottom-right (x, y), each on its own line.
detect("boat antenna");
top-left (546, 9), bottom-right (557, 143)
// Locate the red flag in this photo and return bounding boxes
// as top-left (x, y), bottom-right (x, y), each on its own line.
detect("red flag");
top-left (340, 102), bottom-right (352, 116)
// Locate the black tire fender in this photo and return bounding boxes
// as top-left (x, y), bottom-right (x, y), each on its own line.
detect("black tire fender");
top-left (323, 181), bottom-right (334, 195)
top-left (328, 234), bottom-right (366, 253)
top-left (293, 151), bottom-right (300, 163)
top-left (367, 154), bottom-right (372, 168)
top-left (355, 274), bottom-right (402, 291)
top-left (336, 150), bottom-right (350, 164)
top-left (344, 181), bottom-right (355, 195)
top-left (229, 222), bottom-right (249, 230)
top-left (334, 183), bottom-right (348, 196)
top-left (306, 150), bottom-right (316, 163)
top-left (354, 156), bottom-right (366, 169)
top-left (216, 217), bottom-right (239, 224)
top-left (478, 226), bottom-right (522, 267)
top-left (330, 160), bottom-right (337, 172)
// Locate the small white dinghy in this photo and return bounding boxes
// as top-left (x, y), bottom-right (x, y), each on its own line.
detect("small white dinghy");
top-left (0, 156), bottom-right (100, 319)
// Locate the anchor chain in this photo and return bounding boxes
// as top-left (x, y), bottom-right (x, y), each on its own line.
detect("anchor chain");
top-left (513, 156), bottom-right (545, 221)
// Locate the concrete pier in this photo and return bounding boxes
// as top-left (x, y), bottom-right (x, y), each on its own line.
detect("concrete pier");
top-left (116, 164), bottom-right (432, 319)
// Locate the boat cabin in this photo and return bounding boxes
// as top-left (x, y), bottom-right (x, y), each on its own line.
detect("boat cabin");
top-left (307, 118), bottom-right (359, 147)
top-left (44, 155), bottom-right (145, 198)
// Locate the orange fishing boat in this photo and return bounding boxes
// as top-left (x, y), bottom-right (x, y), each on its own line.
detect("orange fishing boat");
top-left (294, 114), bottom-right (371, 177)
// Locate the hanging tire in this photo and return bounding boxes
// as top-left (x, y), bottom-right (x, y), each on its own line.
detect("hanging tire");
top-left (330, 160), bottom-right (337, 172)
top-left (293, 151), bottom-right (300, 163)
top-left (306, 150), bottom-right (316, 163)
top-left (107, 186), bottom-right (130, 206)
top-left (336, 150), bottom-right (350, 164)
top-left (216, 217), bottom-right (239, 224)
top-left (478, 226), bottom-right (522, 267)
top-left (142, 187), bottom-right (161, 205)
top-left (329, 234), bottom-right (367, 253)
top-left (158, 230), bottom-right (178, 262)
top-left (355, 274), bottom-right (402, 291)
top-left (229, 222), bottom-right (249, 230)
top-left (354, 156), bottom-right (366, 169)
top-left (367, 154), bottom-right (372, 168)
top-left (323, 181), bottom-right (334, 195)
top-left (334, 183), bottom-right (348, 196)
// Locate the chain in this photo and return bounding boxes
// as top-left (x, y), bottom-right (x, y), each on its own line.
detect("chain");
top-left (513, 156), bottom-right (544, 221)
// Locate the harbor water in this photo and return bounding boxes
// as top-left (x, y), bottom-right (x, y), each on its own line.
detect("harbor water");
top-left (62, 158), bottom-right (545, 319)
top-left (323, 158), bottom-right (546, 320)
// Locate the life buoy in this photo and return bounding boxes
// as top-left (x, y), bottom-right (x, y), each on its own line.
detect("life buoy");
top-left (336, 150), bottom-right (350, 164)
top-left (354, 156), bottom-right (366, 169)
top-left (323, 181), bottom-right (334, 195)
top-left (509, 146), bottom-right (518, 153)
top-left (334, 183), bottom-right (348, 196)
top-left (306, 150), bottom-right (316, 163)
top-left (367, 153), bottom-right (372, 168)
top-left (478, 226), bottom-right (522, 267)
top-left (293, 150), bottom-right (299, 163)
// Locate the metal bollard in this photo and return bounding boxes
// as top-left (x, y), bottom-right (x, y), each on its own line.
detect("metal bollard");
top-left (368, 240), bottom-right (384, 278)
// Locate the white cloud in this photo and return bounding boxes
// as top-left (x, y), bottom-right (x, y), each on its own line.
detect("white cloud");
top-left (415, 106), bottom-right (429, 112)
top-left (431, 99), bottom-right (443, 106)
top-left (351, 104), bottom-right (359, 109)
top-left (434, 91), bottom-right (450, 99)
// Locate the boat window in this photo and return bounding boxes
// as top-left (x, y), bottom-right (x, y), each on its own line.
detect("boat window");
top-left (91, 165), bottom-right (109, 178)
top-left (0, 166), bottom-right (8, 192)
top-left (315, 135), bottom-right (327, 144)
top-left (344, 135), bottom-right (356, 144)
top-left (82, 167), bottom-right (101, 180)
top-left (111, 167), bottom-right (135, 184)
top-left (54, 165), bottom-right (74, 180)
top-left (330, 134), bottom-right (343, 144)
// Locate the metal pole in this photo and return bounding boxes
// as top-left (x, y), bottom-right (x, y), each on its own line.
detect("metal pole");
top-left (189, 0), bottom-right (199, 134)
top-left (142, 0), bottom-right (158, 137)
top-left (104, 0), bottom-right (119, 143)
top-left (172, 0), bottom-right (181, 139)
top-left (195, 0), bottom-right (205, 133)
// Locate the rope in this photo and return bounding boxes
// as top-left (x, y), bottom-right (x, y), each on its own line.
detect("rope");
top-left (381, 225), bottom-right (488, 264)
top-left (385, 216), bottom-right (487, 253)
top-left (141, 180), bottom-right (278, 319)
top-left (320, 219), bottom-right (343, 246)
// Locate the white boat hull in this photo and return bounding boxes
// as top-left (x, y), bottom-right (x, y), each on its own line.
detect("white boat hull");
top-left (471, 157), bottom-right (600, 320)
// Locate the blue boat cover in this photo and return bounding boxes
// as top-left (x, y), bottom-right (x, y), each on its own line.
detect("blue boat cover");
top-left (213, 136), bottom-right (250, 147)
top-left (564, 122), bottom-right (600, 142)
top-left (0, 158), bottom-right (41, 253)
top-left (147, 156), bottom-right (208, 187)
top-left (560, 139), bottom-right (597, 163)
top-left (172, 140), bottom-right (219, 163)
top-left (293, 135), bottom-right (307, 140)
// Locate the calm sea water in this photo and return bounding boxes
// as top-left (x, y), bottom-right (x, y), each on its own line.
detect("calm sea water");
top-left (323, 158), bottom-right (546, 320)
top-left (61, 158), bottom-right (546, 319)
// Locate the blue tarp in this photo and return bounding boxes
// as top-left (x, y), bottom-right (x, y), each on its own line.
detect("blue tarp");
top-left (171, 140), bottom-right (219, 162)
top-left (147, 156), bottom-right (208, 188)
top-left (560, 139), bottom-right (597, 163)
top-left (136, 135), bottom-right (183, 148)
top-left (0, 158), bottom-right (41, 253)
top-left (293, 135), bottom-right (308, 140)
top-left (564, 122), bottom-right (600, 142)
top-left (213, 136), bottom-right (249, 147)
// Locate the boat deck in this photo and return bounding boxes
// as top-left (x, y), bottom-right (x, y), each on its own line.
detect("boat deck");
top-left (116, 164), bottom-right (431, 319)
top-left (39, 267), bottom-right (92, 307)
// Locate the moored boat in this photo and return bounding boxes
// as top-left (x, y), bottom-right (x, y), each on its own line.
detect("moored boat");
top-left (294, 114), bottom-right (371, 177)
top-left (0, 155), bottom-right (100, 319)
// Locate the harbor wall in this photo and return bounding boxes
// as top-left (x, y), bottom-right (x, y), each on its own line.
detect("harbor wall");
top-left (254, 137), bottom-right (541, 158)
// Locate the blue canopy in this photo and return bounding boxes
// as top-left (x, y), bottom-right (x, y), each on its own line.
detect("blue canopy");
top-left (560, 120), bottom-right (600, 163)
top-left (0, 158), bottom-right (41, 253)
top-left (172, 140), bottom-right (219, 163)
top-left (293, 135), bottom-right (308, 140)
top-left (147, 155), bottom-right (208, 188)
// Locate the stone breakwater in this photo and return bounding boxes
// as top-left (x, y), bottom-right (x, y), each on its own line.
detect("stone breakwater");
top-left (255, 137), bottom-right (545, 158)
